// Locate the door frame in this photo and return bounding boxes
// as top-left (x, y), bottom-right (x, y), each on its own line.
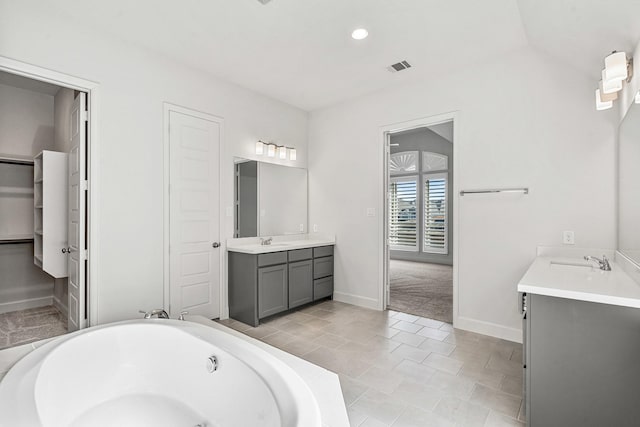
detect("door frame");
top-left (162, 103), bottom-right (225, 318)
top-left (0, 55), bottom-right (100, 326)
top-left (379, 111), bottom-right (460, 326)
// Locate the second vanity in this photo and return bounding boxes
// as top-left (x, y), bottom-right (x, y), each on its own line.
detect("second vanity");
top-left (517, 248), bottom-right (640, 427)
top-left (227, 235), bottom-right (335, 327)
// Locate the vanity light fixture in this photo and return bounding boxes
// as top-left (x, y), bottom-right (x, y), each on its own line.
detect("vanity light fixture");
top-left (255, 140), bottom-right (265, 155)
top-left (289, 148), bottom-right (297, 161)
top-left (267, 143), bottom-right (276, 157)
top-left (595, 51), bottom-right (633, 111)
top-left (278, 146), bottom-right (287, 160)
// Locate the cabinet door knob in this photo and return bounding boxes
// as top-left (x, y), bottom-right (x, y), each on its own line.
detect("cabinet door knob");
top-left (212, 242), bottom-right (221, 248)
top-left (61, 247), bottom-right (71, 254)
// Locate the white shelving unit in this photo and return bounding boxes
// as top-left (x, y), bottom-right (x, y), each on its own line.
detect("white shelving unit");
top-left (0, 154), bottom-right (35, 245)
top-left (33, 151), bottom-right (68, 278)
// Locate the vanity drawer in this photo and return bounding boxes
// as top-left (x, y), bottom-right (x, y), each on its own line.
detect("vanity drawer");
top-left (288, 248), bottom-right (313, 262)
top-left (313, 245), bottom-right (333, 258)
top-left (258, 251), bottom-right (287, 267)
top-left (314, 276), bottom-right (333, 300)
top-left (313, 256), bottom-right (333, 279)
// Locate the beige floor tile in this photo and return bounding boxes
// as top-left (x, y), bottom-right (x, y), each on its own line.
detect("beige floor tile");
top-left (358, 365), bottom-right (406, 394)
top-left (428, 371), bottom-right (477, 400)
top-left (416, 326), bottom-right (450, 341)
top-left (422, 353), bottom-right (464, 375)
top-left (391, 321), bottom-right (423, 334)
top-left (276, 338), bottom-right (320, 357)
top-left (486, 355), bottom-right (522, 377)
top-left (369, 349), bottom-right (407, 371)
top-left (313, 332), bottom-right (349, 348)
top-left (304, 317), bottom-right (333, 329)
top-left (377, 327), bottom-right (401, 339)
top-left (348, 406), bottom-right (369, 426)
top-left (484, 410), bottom-right (526, 426)
top-left (393, 312), bottom-right (420, 323)
top-left (449, 348), bottom-right (491, 366)
top-left (360, 416), bottom-right (390, 427)
top-left (339, 374), bottom-right (370, 406)
top-left (260, 330), bottom-right (296, 347)
top-left (216, 318), bottom-right (252, 332)
top-left (391, 343), bottom-right (430, 363)
top-left (415, 317), bottom-right (444, 329)
top-left (499, 374), bottom-right (523, 397)
top-left (391, 331), bottom-right (427, 348)
top-left (243, 325), bottom-right (278, 339)
top-left (351, 389), bottom-right (408, 425)
top-left (433, 396), bottom-right (490, 427)
top-left (439, 323), bottom-right (454, 332)
top-left (469, 384), bottom-right (522, 419)
top-left (418, 338), bottom-right (455, 356)
top-left (392, 405), bottom-right (454, 427)
top-left (389, 380), bottom-right (442, 410)
top-left (459, 364), bottom-right (505, 390)
top-left (392, 359), bottom-right (437, 383)
top-left (304, 346), bottom-right (373, 377)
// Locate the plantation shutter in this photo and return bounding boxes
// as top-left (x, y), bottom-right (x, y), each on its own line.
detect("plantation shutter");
top-left (423, 173), bottom-right (447, 254)
top-left (389, 176), bottom-right (418, 251)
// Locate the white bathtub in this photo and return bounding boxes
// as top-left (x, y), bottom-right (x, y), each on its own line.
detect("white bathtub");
top-left (0, 320), bottom-right (322, 427)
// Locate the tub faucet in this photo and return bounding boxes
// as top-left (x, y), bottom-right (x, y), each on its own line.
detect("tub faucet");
top-left (139, 309), bottom-right (170, 319)
top-left (260, 237), bottom-right (273, 246)
top-left (584, 255), bottom-right (612, 271)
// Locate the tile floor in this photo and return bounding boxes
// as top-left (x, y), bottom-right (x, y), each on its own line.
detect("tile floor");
top-left (219, 300), bottom-right (525, 427)
top-left (0, 305), bottom-right (68, 350)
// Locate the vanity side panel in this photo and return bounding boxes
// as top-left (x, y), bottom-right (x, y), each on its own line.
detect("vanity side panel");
top-left (529, 294), bottom-right (640, 427)
top-left (228, 252), bottom-right (259, 326)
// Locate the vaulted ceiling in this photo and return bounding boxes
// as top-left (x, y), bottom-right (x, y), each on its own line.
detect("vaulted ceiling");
top-left (49, 0), bottom-right (640, 111)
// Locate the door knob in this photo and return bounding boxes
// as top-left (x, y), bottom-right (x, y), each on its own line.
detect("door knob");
top-left (212, 242), bottom-right (221, 248)
top-left (61, 247), bottom-right (72, 253)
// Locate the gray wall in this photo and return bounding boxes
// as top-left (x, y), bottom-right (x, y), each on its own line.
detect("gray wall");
top-left (390, 125), bottom-right (453, 265)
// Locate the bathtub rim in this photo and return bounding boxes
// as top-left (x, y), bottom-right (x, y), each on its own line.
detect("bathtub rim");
top-left (0, 319), bottom-right (322, 427)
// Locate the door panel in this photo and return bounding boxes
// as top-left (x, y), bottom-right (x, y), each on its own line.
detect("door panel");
top-left (67, 93), bottom-right (87, 331)
top-left (169, 111), bottom-right (220, 318)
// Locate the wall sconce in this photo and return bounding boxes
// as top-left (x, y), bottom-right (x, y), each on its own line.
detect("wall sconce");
top-left (595, 51), bottom-right (633, 111)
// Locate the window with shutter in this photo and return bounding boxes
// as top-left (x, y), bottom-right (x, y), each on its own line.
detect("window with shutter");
top-left (389, 176), bottom-right (418, 251)
top-left (423, 172), bottom-right (447, 254)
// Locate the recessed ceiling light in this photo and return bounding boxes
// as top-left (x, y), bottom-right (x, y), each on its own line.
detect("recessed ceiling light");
top-left (351, 28), bottom-right (368, 40)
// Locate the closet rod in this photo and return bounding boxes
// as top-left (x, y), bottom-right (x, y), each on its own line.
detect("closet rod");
top-left (0, 157), bottom-right (34, 166)
top-left (0, 238), bottom-right (34, 245)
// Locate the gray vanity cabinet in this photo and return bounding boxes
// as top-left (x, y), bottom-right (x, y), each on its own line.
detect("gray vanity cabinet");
top-left (228, 245), bottom-right (334, 326)
top-left (258, 264), bottom-right (288, 319)
top-left (522, 293), bottom-right (640, 427)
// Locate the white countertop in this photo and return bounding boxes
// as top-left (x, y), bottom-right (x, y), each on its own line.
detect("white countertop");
top-left (517, 255), bottom-right (640, 308)
top-left (227, 234), bottom-right (335, 254)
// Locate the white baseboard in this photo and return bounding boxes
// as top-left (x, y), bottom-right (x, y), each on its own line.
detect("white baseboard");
top-left (0, 296), bottom-right (53, 315)
top-left (456, 316), bottom-right (522, 343)
top-left (333, 292), bottom-right (380, 310)
top-left (52, 295), bottom-right (68, 318)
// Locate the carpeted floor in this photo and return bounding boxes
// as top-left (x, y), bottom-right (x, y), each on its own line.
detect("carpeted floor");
top-left (389, 260), bottom-right (453, 323)
top-left (0, 305), bottom-right (67, 350)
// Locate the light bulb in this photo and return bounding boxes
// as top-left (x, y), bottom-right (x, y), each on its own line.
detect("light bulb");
top-left (267, 144), bottom-right (276, 157)
top-left (255, 141), bottom-right (264, 155)
top-left (351, 28), bottom-right (368, 40)
top-left (278, 146), bottom-right (287, 159)
top-left (289, 148), bottom-right (297, 161)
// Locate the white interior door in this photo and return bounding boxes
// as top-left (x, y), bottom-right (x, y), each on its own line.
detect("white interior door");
top-left (169, 110), bottom-right (220, 319)
top-left (67, 92), bottom-right (87, 331)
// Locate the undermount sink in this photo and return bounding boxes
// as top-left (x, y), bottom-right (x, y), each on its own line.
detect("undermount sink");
top-left (549, 260), bottom-right (593, 269)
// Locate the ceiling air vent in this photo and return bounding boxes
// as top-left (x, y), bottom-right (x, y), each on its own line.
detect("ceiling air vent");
top-left (388, 60), bottom-right (412, 73)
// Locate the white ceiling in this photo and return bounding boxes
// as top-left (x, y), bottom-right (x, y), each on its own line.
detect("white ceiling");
top-left (48, 0), bottom-right (640, 111)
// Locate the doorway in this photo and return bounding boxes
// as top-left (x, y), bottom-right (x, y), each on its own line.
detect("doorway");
top-left (382, 115), bottom-right (458, 325)
top-left (0, 61), bottom-right (96, 349)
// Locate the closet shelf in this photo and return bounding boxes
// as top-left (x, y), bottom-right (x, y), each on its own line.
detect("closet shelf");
top-left (0, 234), bottom-right (34, 245)
top-left (35, 205), bottom-right (43, 209)
top-left (0, 186), bottom-right (34, 195)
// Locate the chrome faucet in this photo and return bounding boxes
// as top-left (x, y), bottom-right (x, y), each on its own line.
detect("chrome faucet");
top-left (584, 255), bottom-right (612, 271)
top-left (139, 309), bottom-right (170, 319)
top-left (260, 237), bottom-right (273, 246)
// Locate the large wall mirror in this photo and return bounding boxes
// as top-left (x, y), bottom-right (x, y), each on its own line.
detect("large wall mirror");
top-left (234, 159), bottom-right (308, 237)
top-left (618, 102), bottom-right (640, 264)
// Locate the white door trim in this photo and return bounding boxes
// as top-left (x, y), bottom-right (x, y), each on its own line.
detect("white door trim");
top-left (163, 103), bottom-right (225, 318)
top-left (0, 56), bottom-right (100, 327)
top-left (379, 111), bottom-right (460, 327)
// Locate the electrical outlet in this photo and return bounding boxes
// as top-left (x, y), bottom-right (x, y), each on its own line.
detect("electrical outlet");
top-left (563, 231), bottom-right (575, 245)
top-left (313, 224), bottom-right (319, 232)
